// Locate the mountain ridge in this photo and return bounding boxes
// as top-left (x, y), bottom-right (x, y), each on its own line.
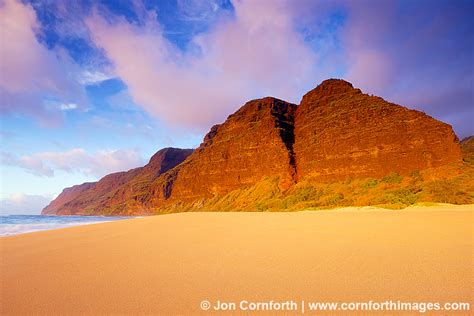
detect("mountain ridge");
top-left (43, 79), bottom-right (469, 215)
top-left (42, 147), bottom-right (193, 215)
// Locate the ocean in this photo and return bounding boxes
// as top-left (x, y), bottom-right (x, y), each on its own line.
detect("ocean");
top-left (0, 215), bottom-right (133, 236)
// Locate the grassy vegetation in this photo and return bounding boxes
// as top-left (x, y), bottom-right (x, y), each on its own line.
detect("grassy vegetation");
top-left (155, 154), bottom-right (474, 213)
top-left (381, 172), bottom-right (404, 184)
top-left (65, 138), bottom-right (474, 215)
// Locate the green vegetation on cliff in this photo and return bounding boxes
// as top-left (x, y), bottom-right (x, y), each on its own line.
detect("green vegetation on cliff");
top-left (152, 153), bottom-right (473, 214)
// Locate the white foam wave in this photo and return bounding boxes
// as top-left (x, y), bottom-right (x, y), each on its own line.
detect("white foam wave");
top-left (0, 221), bottom-right (105, 236)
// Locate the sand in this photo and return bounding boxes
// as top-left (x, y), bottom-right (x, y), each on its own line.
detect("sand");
top-left (1, 205), bottom-right (473, 315)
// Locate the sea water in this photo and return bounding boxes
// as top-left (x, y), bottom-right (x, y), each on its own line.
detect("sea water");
top-left (0, 215), bottom-right (133, 236)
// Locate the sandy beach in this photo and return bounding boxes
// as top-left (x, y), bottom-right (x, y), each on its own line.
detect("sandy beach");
top-left (1, 205), bottom-right (473, 315)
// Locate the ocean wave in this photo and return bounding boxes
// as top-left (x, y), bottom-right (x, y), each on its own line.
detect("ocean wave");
top-left (0, 215), bottom-right (132, 236)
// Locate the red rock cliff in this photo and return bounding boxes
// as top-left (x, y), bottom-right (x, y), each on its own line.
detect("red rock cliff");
top-left (160, 97), bottom-right (297, 203)
top-left (43, 79), bottom-right (463, 215)
top-left (294, 79), bottom-right (462, 181)
top-left (41, 182), bottom-right (95, 215)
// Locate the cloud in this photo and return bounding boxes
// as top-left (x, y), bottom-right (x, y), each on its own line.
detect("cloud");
top-left (78, 70), bottom-right (113, 84)
top-left (1, 0), bottom-right (472, 138)
top-left (0, 0), bottom-right (88, 126)
top-left (59, 103), bottom-right (78, 111)
top-left (177, 0), bottom-right (221, 22)
top-left (0, 193), bottom-right (53, 215)
top-left (1, 151), bottom-right (53, 177)
top-left (85, 0), bottom-right (319, 130)
top-left (1, 148), bottom-right (143, 178)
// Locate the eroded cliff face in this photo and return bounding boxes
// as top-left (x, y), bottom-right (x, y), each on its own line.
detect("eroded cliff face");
top-left (161, 97), bottom-right (297, 203)
top-left (42, 182), bottom-right (95, 215)
top-left (43, 79), bottom-right (463, 215)
top-left (294, 79), bottom-right (462, 181)
top-left (41, 148), bottom-right (193, 215)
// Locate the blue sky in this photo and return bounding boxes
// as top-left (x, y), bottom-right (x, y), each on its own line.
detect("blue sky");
top-left (1, 0), bottom-right (473, 214)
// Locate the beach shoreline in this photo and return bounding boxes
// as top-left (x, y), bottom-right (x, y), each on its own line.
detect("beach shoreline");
top-left (1, 205), bottom-right (473, 314)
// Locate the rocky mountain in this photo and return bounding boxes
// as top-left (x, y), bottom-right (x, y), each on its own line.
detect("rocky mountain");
top-left (42, 147), bottom-right (193, 215)
top-left (42, 182), bottom-right (95, 214)
top-left (43, 79), bottom-right (464, 215)
top-left (161, 97), bottom-right (297, 203)
top-left (294, 79), bottom-right (461, 181)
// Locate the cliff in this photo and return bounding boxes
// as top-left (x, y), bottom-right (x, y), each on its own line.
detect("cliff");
top-left (42, 148), bottom-right (193, 215)
top-left (42, 182), bottom-right (95, 214)
top-left (43, 79), bottom-right (465, 215)
top-left (294, 79), bottom-right (462, 181)
top-left (162, 97), bottom-right (297, 203)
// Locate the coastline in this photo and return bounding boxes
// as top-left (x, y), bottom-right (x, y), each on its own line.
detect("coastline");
top-left (0, 214), bottom-right (135, 236)
top-left (1, 205), bottom-right (473, 314)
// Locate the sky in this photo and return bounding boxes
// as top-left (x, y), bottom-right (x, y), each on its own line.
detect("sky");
top-left (0, 0), bottom-right (473, 214)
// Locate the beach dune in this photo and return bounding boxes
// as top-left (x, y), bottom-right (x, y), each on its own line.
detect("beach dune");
top-left (1, 205), bottom-right (473, 314)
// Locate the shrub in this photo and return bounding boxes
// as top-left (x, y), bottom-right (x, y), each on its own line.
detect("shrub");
top-left (255, 202), bottom-right (268, 211)
top-left (325, 193), bottom-right (344, 206)
top-left (385, 188), bottom-right (418, 206)
top-left (362, 178), bottom-right (378, 189)
top-left (284, 186), bottom-right (321, 206)
top-left (382, 172), bottom-right (403, 184)
top-left (295, 186), bottom-right (320, 201)
top-left (427, 180), bottom-right (473, 204)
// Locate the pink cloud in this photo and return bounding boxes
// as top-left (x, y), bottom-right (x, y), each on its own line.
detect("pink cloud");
top-left (0, 0), bottom-right (87, 125)
top-left (340, 1), bottom-right (397, 95)
top-left (86, 0), bottom-right (318, 130)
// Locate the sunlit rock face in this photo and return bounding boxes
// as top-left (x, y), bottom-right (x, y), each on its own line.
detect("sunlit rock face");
top-left (164, 97), bottom-right (297, 204)
top-left (43, 79), bottom-right (463, 215)
top-left (294, 79), bottom-right (462, 181)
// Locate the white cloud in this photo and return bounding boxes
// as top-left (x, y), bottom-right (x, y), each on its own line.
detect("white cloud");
top-left (177, 0), bottom-right (221, 22)
top-left (78, 70), bottom-right (113, 85)
top-left (1, 148), bottom-right (144, 178)
top-left (59, 103), bottom-right (78, 111)
top-left (1, 151), bottom-right (53, 177)
top-left (1, 193), bottom-right (53, 215)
